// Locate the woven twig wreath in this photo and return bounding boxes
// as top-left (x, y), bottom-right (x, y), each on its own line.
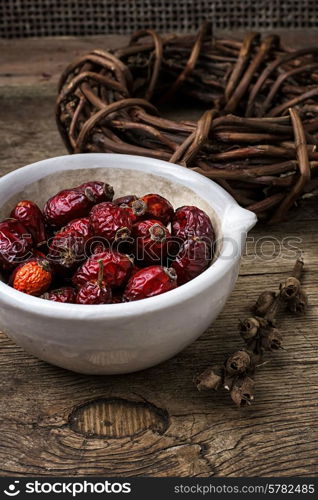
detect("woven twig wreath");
top-left (56, 23), bottom-right (318, 222)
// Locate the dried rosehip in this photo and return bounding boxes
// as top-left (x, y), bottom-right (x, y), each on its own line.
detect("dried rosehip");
top-left (113, 195), bottom-right (138, 206)
top-left (123, 265), bottom-right (177, 302)
top-left (77, 181), bottom-right (114, 204)
top-left (42, 286), bottom-right (77, 303)
top-left (133, 219), bottom-right (171, 263)
top-left (91, 241), bottom-right (109, 254)
top-left (172, 206), bottom-right (215, 248)
top-left (0, 219), bottom-right (33, 269)
top-left (76, 280), bottom-right (112, 304)
top-left (73, 250), bottom-right (133, 288)
top-left (89, 232), bottom-right (131, 258)
top-left (140, 193), bottom-right (174, 225)
top-left (89, 202), bottom-right (133, 244)
top-left (47, 229), bottom-right (86, 273)
top-left (114, 195), bottom-right (147, 224)
top-left (44, 189), bottom-right (93, 227)
top-left (63, 217), bottom-right (93, 240)
top-left (11, 258), bottom-right (52, 296)
top-left (172, 237), bottom-right (211, 285)
top-left (76, 261), bottom-right (112, 304)
top-left (119, 200), bottom-right (146, 224)
top-left (10, 200), bottom-right (46, 246)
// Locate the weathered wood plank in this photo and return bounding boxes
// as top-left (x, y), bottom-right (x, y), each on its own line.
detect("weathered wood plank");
top-left (1, 30), bottom-right (318, 89)
top-left (0, 270), bottom-right (317, 476)
top-left (0, 34), bottom-right (317, 478)
top-left (0, 35), bottom-right (128, 88)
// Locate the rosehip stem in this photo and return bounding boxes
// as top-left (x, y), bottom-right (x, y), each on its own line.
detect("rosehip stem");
top-left (97, 259), bottom-right (104, 287)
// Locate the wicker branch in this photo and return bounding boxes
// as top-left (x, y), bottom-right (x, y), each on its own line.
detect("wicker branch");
top-left (56, 24), bottom-right (318, 221)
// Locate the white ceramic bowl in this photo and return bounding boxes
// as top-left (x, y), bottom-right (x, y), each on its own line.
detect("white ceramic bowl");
top-left (0, 154), bottom-right (256, 374)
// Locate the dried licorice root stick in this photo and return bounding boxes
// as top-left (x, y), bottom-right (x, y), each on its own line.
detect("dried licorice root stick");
top-left (195, 259), bottom-right (308, 407)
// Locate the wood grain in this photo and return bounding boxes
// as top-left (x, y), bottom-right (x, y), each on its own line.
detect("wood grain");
top-left (69, 398), bottom-right (169, 438)
top-left (0, 34), bottom-right (317, 477)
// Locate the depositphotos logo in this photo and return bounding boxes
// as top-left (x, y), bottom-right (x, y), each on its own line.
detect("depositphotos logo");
top-left (3, 481), bottom-right (131, 497)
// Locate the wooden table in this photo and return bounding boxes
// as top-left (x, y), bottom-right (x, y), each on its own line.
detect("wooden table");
top-left (0, 33), bottom-right (318, 477)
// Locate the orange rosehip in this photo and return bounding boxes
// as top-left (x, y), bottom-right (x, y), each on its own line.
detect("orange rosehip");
top-left (12, 258), bottom-right (52, 296)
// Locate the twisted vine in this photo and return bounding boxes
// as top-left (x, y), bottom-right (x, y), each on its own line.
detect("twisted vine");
top-left (56, 23), bottom-right (318, 221)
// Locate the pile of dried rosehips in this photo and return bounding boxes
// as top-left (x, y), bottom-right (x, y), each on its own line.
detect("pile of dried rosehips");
top-left (0, 181), bottom-right (215, 304)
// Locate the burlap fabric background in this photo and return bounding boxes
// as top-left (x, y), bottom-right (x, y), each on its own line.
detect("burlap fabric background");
top-left (1, 0), bottom-right (317, 38)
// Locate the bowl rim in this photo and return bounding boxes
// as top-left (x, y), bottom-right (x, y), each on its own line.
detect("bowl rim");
top-left (0, 153), bottom-right (257, 320)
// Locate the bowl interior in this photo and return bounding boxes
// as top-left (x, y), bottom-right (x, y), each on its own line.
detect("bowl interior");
top-left (0, 165), bottom-right (221, 257)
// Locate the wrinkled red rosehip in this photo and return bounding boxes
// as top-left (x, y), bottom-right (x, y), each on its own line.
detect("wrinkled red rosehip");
top-left (44, 189), bottom-right (93, 227)
top-left (123, 265), bottom-right (177, 302)
top-left (140, 193), bottom-right (174, 225)
top-left (63, 217), bottom-right (93, 240)
top-left (91, 241), bottom-right (109, 254)
top-left (73, 250), bottom-right (133, 288)
top-left (172, 238), bottom-right (211, 285)
top-left (113, 195), bottom-right (138, 206)
top-left (76, 280), bottom-right (112, 304)
top-left (89, 202), bottom-right (133, 244)
top-left (42, 286), bottom-right (77, 303)
top-left (47, 229), bottom-right (86, 272)
top-left (77, 181), bottom-right (114, 204)
top-left (0, 219), bottom-right (33, 269)
top-left (133, 219), bottom-right (171, 263)
top-left (117, 199), bottom-right (147, 224)
top-left (75, 259), bottom-right (112, 304)
top-left (10, 200), bottom-right (46, 247)
top-left (172, 206), bottom-right (215, 248)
